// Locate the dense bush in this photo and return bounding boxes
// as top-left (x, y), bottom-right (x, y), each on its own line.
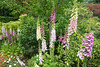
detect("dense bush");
top-left (19, 14), bottom-right (38, 57)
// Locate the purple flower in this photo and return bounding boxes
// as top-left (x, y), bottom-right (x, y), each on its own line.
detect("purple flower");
top-left (10, 43), bottom-right (13, 46)
top-left (77, 32), bottom-right (94, 60)
top-left (84, 52), bottom-right (87, 56)
top-left (8, 34), bottom-right (13, 43)
top-left (80, 56), bottom-right (84, 60)
top-left (80, 48), bottom-right (85, 52)
top-left (0, 35), bottom-right (3, 40)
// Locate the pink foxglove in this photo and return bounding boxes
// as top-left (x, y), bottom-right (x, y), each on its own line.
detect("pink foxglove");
top-left (77, 32), bottom-right (94, 59)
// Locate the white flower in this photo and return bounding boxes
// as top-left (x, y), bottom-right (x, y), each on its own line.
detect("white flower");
top-left (36, 18), bottom-right (41, 40)
top-left (17, 28), bottom-right (20, 32)
top-left (9, 28), bottom-right (12, 34)
top-left (35, 63), bottom-right (39, 67)
top-left (39, 52), bottom-right (44, 64)
top-left (50, 24), bottom-right (56, 48)
top-left (9, 65), bottom-right (12, 67)
top-left (67, 62), bottom-right (69, 65)
top-left (4, 60), bottom-right (6, 62)
top-left (7, 61), bottom-right (9, 63)
top-left (11, 56), bottom-right (13, 58)
top-left (42, 38), bottom-right (47, 52)
top-left (16, 56), bottom-right (25, 66)
top-left (14, 64), bottom-right (16, 66)
top-left (17, 28), bottom-right (20, 35)
top-left (8, 58), bottom-right (11, 61)
top-left (2, 26), bottom-right (5, 37)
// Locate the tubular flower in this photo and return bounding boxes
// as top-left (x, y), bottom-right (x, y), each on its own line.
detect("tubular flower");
top-left (50, 11), bottom-right (55, 23)
top-left (17, 28), bottom-right (20, 35)
top-left (16, 56), bottom-right (25, 66)
top-left (12, 30), bottom-right (17, 38)
top-left (50, 24), bottom-right (56, 48)
top-left (41, 38), bottom-right (47, 52)
top-left (62, 32), bottom-right (69, 49)
top-left (36, 18), bottom-right (41, 40)
top-left (9, 28), bottom-right (12, 35)
top-left (35, 63), bottom-right (39, 67)
top-left (58, 34), bottom-right (63, 42)
top-left (8, 33), bottom-right (13, 43)
top-left (39, 52), bottom-right (44, 64)
top-left (40, 24), bottom-right (45, 34)
top-left (68, 9), bottom-right (78, 36)
top-left (50, 10), bottom-right (56, 48)
top-left (77, 32), bottom-right (94, 59)
top-left (2, 26), bottom-right (6, 37)
top-left (40, 24), bottom-right (47, 52)
top-left (0, 35), bottom-right (3, 40)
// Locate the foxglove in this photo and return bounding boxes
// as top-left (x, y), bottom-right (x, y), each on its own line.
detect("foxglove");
top-left (50, 10), bottom-right (56, 48)
top-left (36, 18), bottom-right (41, 40)
top-left (41, 38), bottom-right (47, 52)
top-left (77, 32), bottom-right (94, 59)
top-left (62, 33), bottom-right (69, 49)
top-left (40, 24), bottom-right (47, 52)
top-left (39, 52), bottom-right (44, 64)
top-left (58, 35), bottom-right (63, 42)
top-left (68, 9), bottom-right (78, 36)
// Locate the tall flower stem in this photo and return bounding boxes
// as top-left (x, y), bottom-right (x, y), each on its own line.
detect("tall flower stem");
top-left (77, 58), bottom-right (79, 67)
top-left (57, 41), bottom-right (60, 53)
top-left (38, 40), bottom-right (41, 53)
top-left (50, 43), bottom-right (55, 57)
top-left (83, 58), bottom-right (87, 67)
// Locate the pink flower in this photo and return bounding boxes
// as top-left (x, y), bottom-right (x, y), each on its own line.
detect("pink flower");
top-left (50, 24), bottom-right (56, 48)
top-left (58, 35), bottom-right (63, 42)
top-left (50, 9), bottom-right (56, 48)
top-left (85, 29), bottom-right (87, 31)
top-left (68, 11), bottom-right (78, 36)
top-left (77, 32), bottom-right (94, 59)
top-left (40, 24), bottom-right (45, 34)
top-left (39, 52), bottom-right (44, 64)
top-left (42, 39), bottom-right (47, 52)
top-left (50, 11), bottom-right (55, 23)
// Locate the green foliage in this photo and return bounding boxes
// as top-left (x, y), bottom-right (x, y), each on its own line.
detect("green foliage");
top-left (28, 55), bottom-right (39, 67)
top-left (89, 38), bottom-right (100, 66)
top-left (1, 43), bottom-right (22, 57)
top-left (78, 17), bottom-right (100, 38)
top-left (0, 16), bottom-right (18, 23)
top-left (42, 53), bottom-right (64, 67)
top-left (19, 14), bottom-right (38, 56)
